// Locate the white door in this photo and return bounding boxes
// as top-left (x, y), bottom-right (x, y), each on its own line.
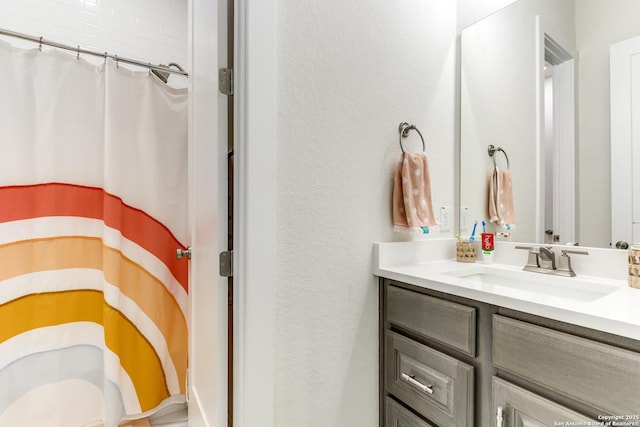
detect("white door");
top-left (611, 35), bottom-right (640, 246)
top-left (187, 0), bottom-right (229, 425)
top-left (551, 59), bottom-right (576, 245)
top-left (542, 59), bottom-right (576, 245)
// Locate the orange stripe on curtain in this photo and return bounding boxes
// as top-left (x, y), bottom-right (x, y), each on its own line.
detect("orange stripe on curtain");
top-left (0, 236), bottom-right (187, 393)
top-left (0, 183), bottom-right (187, 292)
top-left (0, 290), bottom-right (169, 411)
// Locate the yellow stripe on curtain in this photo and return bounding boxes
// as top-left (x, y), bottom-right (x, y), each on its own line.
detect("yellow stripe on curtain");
top-left (0, 290), bottom-right (169, 411)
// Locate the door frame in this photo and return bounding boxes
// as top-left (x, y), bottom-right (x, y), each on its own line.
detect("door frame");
top-left (188, 0), bottom-right (276, 425)
top-left (233, 1), bottom-right (277, 427)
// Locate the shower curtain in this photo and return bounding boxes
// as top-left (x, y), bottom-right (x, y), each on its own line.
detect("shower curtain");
top-left (0, 40), bottom-right (189, 426)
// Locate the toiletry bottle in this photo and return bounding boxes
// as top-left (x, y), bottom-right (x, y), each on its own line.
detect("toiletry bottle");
top-left (481, 232), bottom-right (494, 264)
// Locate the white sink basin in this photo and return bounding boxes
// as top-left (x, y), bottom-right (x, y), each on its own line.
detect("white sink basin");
top-left (444, 266), bottom-right (619, 302)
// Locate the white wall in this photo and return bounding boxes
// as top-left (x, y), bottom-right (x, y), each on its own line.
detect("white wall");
top-left (0, 0), bottom-right (187, 75)
top-left (275, 1), bottom-right (457, 425)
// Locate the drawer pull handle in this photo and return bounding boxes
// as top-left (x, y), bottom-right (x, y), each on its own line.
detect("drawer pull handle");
top-left (400, 373), bottom-right (434, 394)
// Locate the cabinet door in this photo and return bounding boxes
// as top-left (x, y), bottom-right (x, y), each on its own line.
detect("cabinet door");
top-left (492, 377), bottom-right (595, 427)
top-left (493, 315), bottom-right (640, 414)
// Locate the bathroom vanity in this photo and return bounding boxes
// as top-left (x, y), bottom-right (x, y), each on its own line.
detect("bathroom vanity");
top-left (375, 240), bottom-right (640, 426)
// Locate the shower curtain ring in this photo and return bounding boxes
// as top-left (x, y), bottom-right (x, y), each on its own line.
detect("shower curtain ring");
top-left (77, 45), bottom-right (80, 60)
top-left (115, 55), bottom-right (119, 68)
top-left (38, 37), bottom-right (43, 51)
top-left (104, 52), bottom-right (108, 64)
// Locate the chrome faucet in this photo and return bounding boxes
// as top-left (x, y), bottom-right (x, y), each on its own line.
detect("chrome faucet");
top-left (515, 246), bottom-right (588, 276)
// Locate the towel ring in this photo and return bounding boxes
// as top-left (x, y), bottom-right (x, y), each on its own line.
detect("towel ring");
top-left (398, 122), bottom-right (426, 153)
top-left (488, 144), bottom-right (510, 169)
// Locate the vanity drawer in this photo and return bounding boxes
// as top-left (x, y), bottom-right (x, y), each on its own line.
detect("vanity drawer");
top-left (385, 397), bottom-right (435, 427)
top-left (386, 285), bottom-right (477, 356)
top-left (385, 330), bottom-right (474, 427)
top-left (493, 315), bottom-right (640, 415)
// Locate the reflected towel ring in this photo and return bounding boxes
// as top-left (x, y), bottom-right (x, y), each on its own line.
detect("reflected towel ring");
top-left (488, 144), bottom-right (510, 169)
top-left (398, 122), bottom-right (426, 153)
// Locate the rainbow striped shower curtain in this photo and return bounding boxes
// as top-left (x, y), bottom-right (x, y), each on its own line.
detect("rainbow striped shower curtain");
top-left (0, 40), bottom-right (188, 426)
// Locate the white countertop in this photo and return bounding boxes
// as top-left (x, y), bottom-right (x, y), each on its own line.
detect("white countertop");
top-left (373, 239), bottom-right (640, 341)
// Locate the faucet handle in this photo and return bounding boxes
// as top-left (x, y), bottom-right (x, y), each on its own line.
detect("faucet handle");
top-left (561, 249), bottom-right (589, 256)
top-left (556, 249), bottom-right (588, 277)
top-left (515, 246), bottom-right (540, 269)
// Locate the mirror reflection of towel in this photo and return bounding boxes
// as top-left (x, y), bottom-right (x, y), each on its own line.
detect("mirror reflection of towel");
top-left (489, 168), bottom-right (516, 229)
top-left (392, 153), bottom-right (438, 233)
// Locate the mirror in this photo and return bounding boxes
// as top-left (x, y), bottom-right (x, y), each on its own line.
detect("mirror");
top-left (459, 0), bottom-right (640, 248)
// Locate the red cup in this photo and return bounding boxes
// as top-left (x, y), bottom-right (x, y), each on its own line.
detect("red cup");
top-left (481, 233), bottom-right (494, 252)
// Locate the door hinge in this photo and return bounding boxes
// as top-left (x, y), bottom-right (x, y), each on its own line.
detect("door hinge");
top-left (220, 250), bottom-right (233, 277)
top-left (219, 68), bottom-right (233, 96)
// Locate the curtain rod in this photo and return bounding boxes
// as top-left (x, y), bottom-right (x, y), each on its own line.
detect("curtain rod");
top-left (0, 27), bottom-right (189, 78)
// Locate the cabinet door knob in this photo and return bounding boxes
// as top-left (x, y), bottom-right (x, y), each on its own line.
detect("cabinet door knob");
top-left (400, 373), bottom-right (434, 394)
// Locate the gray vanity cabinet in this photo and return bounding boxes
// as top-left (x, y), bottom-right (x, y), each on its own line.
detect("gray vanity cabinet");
top-left (382, 282), bottom-right (477, 427)
top-left (380, 278), bottom-right (640, 427)
top-left (492, 377), bottom-right (596, 426)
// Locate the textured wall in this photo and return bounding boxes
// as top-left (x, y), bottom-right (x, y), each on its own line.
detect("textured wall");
top-left (275, 1), bottom-right (457, 425)
top-left (0, 0), bottom-right (187, 73)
